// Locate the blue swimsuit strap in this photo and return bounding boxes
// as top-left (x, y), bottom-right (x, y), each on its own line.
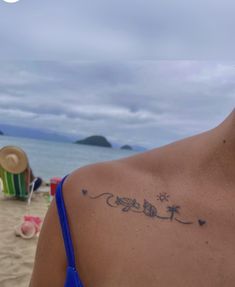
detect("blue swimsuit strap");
top-left (55, 176), bottom-right (76, 268)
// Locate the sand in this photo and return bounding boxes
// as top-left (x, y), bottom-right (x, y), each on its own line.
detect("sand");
top-left (0, 187), bottom-right (50, 287)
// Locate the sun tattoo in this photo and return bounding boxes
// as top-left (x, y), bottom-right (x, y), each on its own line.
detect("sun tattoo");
top-left (156, 192), bottom-right (170, 202)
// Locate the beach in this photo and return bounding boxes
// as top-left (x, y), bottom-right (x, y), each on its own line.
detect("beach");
top-left (0, 187), bottom-right (49, 287)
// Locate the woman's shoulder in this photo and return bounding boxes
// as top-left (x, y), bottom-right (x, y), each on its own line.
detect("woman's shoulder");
top-left (64, 155), bottom-right (150, 194)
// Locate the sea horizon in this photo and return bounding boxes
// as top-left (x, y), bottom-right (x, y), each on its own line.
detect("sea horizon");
top-left (0, 135), bottom-right (138, 181)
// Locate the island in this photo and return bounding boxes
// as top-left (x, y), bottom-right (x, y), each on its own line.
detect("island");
top-left (75, 135), bottom-right (112, 148)
top-left (0, 130), bottom-right (4, 136)
top-left (120, 145), bottom-right (133, 150)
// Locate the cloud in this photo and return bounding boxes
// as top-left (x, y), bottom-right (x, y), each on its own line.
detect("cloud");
top-left (0, 61), bottom-right (234, 148)
top-left (0, 1), bottom-right (234, 147)
top-left (0, 0), bottom-right (235, 60)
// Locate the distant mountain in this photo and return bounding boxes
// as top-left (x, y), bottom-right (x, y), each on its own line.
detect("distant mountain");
top-left (0, 124), bottom-right (75, 142)
top-left (0, 124), bottom-right (147, 151)
top-left (111, 142), bottom-right (147, 152)
top-left (131, 145), bottom-right (147, 152)
top-left (120, 145), bottom-right (133, 150)
top-left (75, 135), bottom-right (112, 148)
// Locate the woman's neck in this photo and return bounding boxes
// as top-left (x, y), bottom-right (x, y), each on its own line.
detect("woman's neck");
top-left (204, 109), bottom-right (235, 182)
top-left (144, 109), bottom-right (235, 184)
top-left (214, 109), bottom-right (235, 158)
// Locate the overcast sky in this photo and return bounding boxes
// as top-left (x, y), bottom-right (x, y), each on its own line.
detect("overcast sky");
top-left (0, 1), bottom-right (234, 148)
top-left (0, 61), bottom-right (234, 148)
top-left (0, 0), bottom-right (235, 60)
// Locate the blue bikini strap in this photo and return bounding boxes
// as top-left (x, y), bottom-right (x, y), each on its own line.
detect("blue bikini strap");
top-left (55, 176), bottom-right (76, 268)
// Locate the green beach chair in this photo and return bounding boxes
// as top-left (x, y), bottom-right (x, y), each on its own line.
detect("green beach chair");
top-left (0, 167), bottom-right (29, 200)
top-left (0, 146), bottom-right (36, 203)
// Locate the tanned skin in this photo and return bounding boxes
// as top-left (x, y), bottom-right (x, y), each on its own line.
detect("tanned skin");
top-left (30, 109), bottom-right (235, 287)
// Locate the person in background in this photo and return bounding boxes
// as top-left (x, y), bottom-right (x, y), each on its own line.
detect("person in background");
top-left (30, 109), bottom-right (235, 287)
top-left (0, 146), bottom-right (42, 196)
top-left (28, 166), bottom-right (42, 192)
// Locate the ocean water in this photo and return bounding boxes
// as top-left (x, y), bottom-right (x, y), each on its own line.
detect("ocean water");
top-left (0, 136), bottom-right (139, 181)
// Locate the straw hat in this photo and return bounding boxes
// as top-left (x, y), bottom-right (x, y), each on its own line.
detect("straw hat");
top-left (0, 146), bottom-right (28, 174)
